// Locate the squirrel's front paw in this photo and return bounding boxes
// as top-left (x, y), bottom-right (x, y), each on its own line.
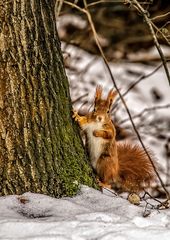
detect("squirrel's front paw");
top-left (93, 130), bottom-right (101, 137)
top-left (96, 178), bottom-right (112, 190)
top-left (72, 110), bottom-right (79, 121)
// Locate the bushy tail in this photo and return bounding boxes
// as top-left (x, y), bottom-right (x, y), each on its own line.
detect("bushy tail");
top-left (116, 143), bottom-right (156, 193)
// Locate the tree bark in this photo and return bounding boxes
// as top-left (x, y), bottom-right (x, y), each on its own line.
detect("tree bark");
top-left (0, 0), bottom-right (95, 197)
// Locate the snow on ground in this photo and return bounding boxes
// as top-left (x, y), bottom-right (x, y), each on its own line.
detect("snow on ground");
top-left (0, 185), bottom-right (170, 240)
top-left (0, 44), bottom-right (170, 239)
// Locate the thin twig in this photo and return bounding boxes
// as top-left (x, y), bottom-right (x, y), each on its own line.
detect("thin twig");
top-left (144, 190), bottom-right (163, 205)
top-left (112, 63), bottom-right (164, 111)
top-left (159, 21), bottom-right (170, 32)
top-left (119, 104), bottom-right (170, 125)
top-left (87, 0), bottom-right (124, 7)
top-left (165, 138), bottom-right (170, 186)
top-left (72, 93), bottom-right (89, 104)
top-left (151, 12), bottom-right (170, 21)
top-left (83, 0), bottom-right (170, 198)
top-left (141, 190), bottom-right (170, 216)
top-left (63, 0), bottom-right (170, 199)
top-left (55, 0), bottom-right (64, 19)
top-left (143, 203), bottom-right (152, 217)
top-left (87, 0), bottom-right (152, 7)
top-left (144, 191), bottom-right (170, 210)
top-left (102, 187), bottom-right (118, 196)
top-left (64, 1), bottom-right (86, 13)
top-left (123, 64), bottom-right (163, 96)
top-left (152, 22), bottom-right (170, 45)
top-left (127, 0), bottom-right (170, 85)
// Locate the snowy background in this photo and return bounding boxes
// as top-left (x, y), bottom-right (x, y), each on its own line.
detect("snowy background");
top-left (0, 41), bottom-right (170, 239)
top-left (66, 43), bottom-right (170, 185)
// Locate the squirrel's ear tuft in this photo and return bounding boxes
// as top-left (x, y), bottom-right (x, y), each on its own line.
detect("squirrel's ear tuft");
top-left (107, 89), bottom-right (117, 108)
top-left (95, 85), bottom-right (103, 103)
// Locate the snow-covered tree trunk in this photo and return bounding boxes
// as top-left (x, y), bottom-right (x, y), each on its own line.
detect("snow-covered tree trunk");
top-left (0, 0), bottom-right (95, 197)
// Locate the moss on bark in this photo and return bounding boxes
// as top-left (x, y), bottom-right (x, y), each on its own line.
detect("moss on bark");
top-left (0, 0), bottom-right (96, 197)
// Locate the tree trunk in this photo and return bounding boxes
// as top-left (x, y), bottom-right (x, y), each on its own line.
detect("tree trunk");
top-left (0, 0), bottom-right (95, 197)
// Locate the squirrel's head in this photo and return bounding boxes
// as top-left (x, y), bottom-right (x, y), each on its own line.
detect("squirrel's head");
top-left (91, 85), bottom-right (117, 122)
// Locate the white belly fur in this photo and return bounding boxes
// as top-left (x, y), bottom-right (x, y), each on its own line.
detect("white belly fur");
top-left (82, 122), bottom-right (105, 170)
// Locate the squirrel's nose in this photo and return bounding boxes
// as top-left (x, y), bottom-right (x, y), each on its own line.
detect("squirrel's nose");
top-left (96, 116), bottom-right (103, 122)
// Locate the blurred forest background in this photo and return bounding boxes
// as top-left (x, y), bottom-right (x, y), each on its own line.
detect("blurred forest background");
top-left (57, 0), bottom-right (170, 61)
top-left (56, 0), bottom-right (170, 198)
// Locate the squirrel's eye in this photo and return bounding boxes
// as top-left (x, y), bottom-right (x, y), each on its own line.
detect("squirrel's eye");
top-left (107, 110), bottom-right (110, 114)
top-left (93, 105), bottom-right (98, 112)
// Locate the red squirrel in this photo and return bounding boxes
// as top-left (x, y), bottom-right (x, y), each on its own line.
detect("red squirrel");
top-left (73, 86), bottom-right (156, 203)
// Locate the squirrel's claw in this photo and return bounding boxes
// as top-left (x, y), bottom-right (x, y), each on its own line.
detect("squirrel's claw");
top-left (96, 178), bottom-right (112, 190)
top-left (72, 110), bottom-right (79, 121)
top-left (72, 110), bottom-right (88, 126)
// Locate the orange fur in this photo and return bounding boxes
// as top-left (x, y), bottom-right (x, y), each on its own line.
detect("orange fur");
top-left (73, 86), bottom-right (156, 194)
top-left (116, 143), bottom-right (155, 193)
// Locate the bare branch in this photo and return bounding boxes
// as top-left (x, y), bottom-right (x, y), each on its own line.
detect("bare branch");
top-left (64, 0), bottom-right (170, 199)
top-left (127, 0), bottom-right (170, 85)
top-left (83, 0), bottom-right (170, 199)
top-left (112, 62), bottom-right (165, 111)
top-left (72, 93), bottom-right (88, 104)
top-left (55, 0), bottom-right (64, 19)
top-left (152, 23), bottom-right (170, 45)
top-left (119, 104), bottom-right (170, 125)
top-left (87, 0), bottom-right (153, 7)
top-left (151, 12), bottom-right (170, 22)
top-left (87, 0), bottom-right (124, 7)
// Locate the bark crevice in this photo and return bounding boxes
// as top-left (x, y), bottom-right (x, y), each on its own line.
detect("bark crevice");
top-left (0, 0), bottom-right (95, 197)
